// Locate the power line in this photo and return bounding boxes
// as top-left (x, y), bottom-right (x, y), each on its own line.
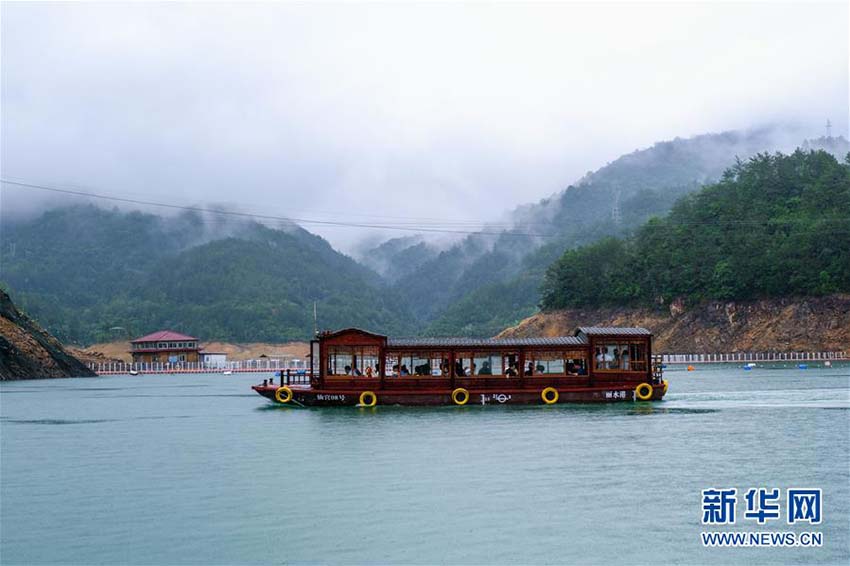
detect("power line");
top-left (0, 179), bottom-right (561, 238)
top-left (3, 178), bottom-right (849, 238)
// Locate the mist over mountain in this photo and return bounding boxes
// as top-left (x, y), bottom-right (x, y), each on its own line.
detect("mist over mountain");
top-left (2, 127), bottom-right (846, 344)
top-left (398, 127), bottom-right (832, 334)
top-left (0, 205), bottom-right (414, 343)
top-left (356, 235), bottom-right (439, 283)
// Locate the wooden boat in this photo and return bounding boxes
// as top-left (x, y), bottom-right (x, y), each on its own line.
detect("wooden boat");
top-left (252, 327), bottom-right (666, 406)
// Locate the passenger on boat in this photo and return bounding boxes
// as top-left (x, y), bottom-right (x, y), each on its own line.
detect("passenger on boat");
top-left (344, 365), bottom-right (352, 375)
top-left (365, 365), bottom-right (373, 377)
top-left (613, 348), bottom-right (621, 369)
top-left (505, 362), bottom-right (518, 377)
top-left (392, 364), bottom-right (400, 377)
top-left (400, 364), bottom-right (411, 376)
top-left (603, 348), bottom-right (615, 369)
top-left (595, 347), bottom-right (604, 368)
top-left (621, 348), bottom-right (630, 370)
top-left (536, 363), bottom-right (545, 374)
top-left (478, 361), bottom-right (492, 375)
top-left (440, 360), bottom-right (451, 376)
top-left (262, 379), bottom-right (268, 387)
top-left (526, 362), bottom-right (534, 376)
top-left (454, 360), bottom-right (465, 377)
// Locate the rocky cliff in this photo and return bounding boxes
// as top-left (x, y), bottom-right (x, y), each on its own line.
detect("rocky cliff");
top-left (498, 295), bottom-right (850, 353)
top-left (0, 289), bottom-right (95, 379)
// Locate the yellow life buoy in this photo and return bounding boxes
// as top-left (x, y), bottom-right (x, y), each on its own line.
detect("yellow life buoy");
top-left (635, 383), bottom-right (653, 401)
top-left (359, 390), bottom-right (377, 407)
top-left (541, 387), bottom-right (559, 404)
top-left (451, 388), bottom-right (470, 405)
top-left (274, 386), bottom-right (293, 403)
top-left (662, 380), bottom-right (669, 394)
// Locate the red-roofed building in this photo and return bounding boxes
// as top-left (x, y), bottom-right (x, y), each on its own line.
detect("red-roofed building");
top-left (130, 330), bottom-right (201, 364)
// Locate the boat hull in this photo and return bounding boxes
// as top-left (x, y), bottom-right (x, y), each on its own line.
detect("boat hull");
top-left (252, 382), bottom-right (666, 406)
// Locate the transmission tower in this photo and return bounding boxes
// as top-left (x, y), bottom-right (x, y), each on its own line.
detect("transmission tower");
top-left (611, 189), bottom-right (622, 227)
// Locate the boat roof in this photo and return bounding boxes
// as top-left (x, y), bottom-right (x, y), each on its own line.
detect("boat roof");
top-left (387, 336), bottom-right (587, 348)
top-left (318, 327), bottom-right (652, 348)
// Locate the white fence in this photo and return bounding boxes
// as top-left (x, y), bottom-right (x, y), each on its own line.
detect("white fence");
top-left (661, 351), bottom-right (848, 364)
top-left (91, 359), bottom-right (308, 375)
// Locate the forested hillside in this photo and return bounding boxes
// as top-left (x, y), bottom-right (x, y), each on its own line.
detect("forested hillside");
top-left (1, 206), bottom-right (415, 343)
top-left (420, 128), bottom-right (816, 336)
top-left (540, 150), bottom-right (850, 310)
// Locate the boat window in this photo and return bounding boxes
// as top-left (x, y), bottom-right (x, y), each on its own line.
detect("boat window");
top-left (454, 351), bottom-right (473, 377)
top-left (359, 349), bottom-right (381, 376)
top-left (385, 352), bottom-right (449, 377)
top-left (473, 352), bottom-right (502, 376)
top-left (327, 347), bottom-right (353, 376)
top-left (503, 353), bottom-right (520, 376)
top-left (566, 355), bottom-right (588, 375)
top-left (527, 351), bottom-right (565, 375)
top-left (310, 341), bottom-right (320, 375)
top-left (594, 342), bottom-right (646, 371)
top-left (326, 346), bottom-right (370, 376)
top-left (526, 350), bottom-right (587, 376)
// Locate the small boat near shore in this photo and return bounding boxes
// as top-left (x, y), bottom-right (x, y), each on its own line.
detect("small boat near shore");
top-left (252, 326), bottom-right (666, 407)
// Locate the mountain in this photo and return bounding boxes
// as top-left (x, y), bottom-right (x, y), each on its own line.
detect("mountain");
top-left (540, 149), bottom-right (850, 310)
top-left (5, 129), bottom-right (845, 345)
top-left (416, 127), bottom-right (817, 336)
top-left (0, 205), bottom-right (416, 343)
top-left (502, 148), bottom-right (850, 353)
top-left (357, 235), bottom-right (439, 283)
top-left (0, 288), bottom-right (95, 379)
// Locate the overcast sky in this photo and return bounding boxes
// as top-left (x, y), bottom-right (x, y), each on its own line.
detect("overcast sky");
top-left (2, 1), bottom-right (847, 251)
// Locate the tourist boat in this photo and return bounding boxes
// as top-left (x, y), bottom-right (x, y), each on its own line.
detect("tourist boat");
top-left (252, 327), bottom-right (666, 406)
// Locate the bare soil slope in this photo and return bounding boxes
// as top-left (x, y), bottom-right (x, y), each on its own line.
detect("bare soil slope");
top-left (0, 290), bottom-right (95, 379)
top-left (498, 295), bottom-right (850, 353)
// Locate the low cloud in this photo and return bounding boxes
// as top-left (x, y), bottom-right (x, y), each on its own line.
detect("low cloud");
top-left (2, 2), bottom-right (847, 252)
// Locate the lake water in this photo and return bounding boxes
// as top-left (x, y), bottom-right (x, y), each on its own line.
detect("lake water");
top-left (2, 364), bottom-right (848, 565)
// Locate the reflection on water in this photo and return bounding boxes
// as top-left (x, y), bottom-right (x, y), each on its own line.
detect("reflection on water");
top-left (1, 366), bottom-right (848, 565)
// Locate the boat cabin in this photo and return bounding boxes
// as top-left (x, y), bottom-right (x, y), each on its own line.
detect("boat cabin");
top-left (309, 326), bottom-right (653, 389)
